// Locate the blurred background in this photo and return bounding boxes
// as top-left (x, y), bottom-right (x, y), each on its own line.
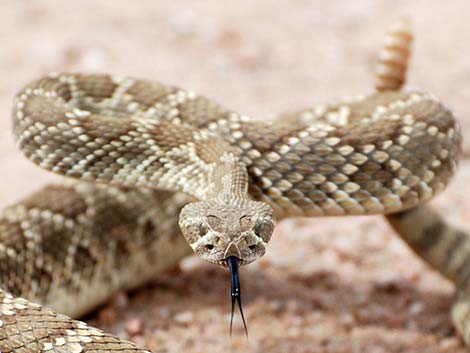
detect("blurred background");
top-left (1, 1), bottom-right (470, 352)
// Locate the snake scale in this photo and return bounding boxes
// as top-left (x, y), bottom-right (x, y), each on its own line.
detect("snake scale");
top-left (2, 19), bottom-right (470, 352)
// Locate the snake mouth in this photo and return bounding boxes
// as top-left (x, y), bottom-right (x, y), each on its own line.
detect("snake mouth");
top-left (216, 257), bottom-right (248, 268)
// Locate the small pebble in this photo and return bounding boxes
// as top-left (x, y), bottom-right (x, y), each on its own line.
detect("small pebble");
top-left (174, 311), bottom-right (194, 324)
top-left (339, 312), bottom-right (355, 328)
top-left (180, 255), bottom-right (202, 271)
top-left (408, 301), bottom-right (425, 316)
top-left (125, 317), bottom-right (144, 335)
top-left (439, 337), bottom-right (461, 350)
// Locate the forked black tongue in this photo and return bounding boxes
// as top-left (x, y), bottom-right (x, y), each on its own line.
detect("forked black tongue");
top-left (227, 256), bottom-right (248, 338)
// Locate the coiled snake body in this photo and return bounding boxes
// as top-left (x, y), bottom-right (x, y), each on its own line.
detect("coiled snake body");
top-left (2, 20), bottom-right (470, 352)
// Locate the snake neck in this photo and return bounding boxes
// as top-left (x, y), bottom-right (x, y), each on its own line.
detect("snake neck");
top-left (207, 152), bottom-right (251, 206)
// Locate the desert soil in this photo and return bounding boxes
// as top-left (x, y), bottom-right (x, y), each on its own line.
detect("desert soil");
top-left (1, 1), bottom-right (470, 352)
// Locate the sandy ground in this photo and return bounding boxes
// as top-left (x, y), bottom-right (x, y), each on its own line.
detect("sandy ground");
top-left (1, 1), bottom-right (470, 352)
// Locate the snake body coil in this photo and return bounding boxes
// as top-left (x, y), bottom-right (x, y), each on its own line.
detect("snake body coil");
top-left (2, 21), bottom-right (470, 352)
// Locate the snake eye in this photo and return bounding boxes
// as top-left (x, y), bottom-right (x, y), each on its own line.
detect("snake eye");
top-left (205, 244), bottom-right (215, 251)
top-left (254, 223), bottom-right (262, 237)
top-left (199, 224), bottom-right (208, 236)
top-left (249, 244), bottom-right (258, 251)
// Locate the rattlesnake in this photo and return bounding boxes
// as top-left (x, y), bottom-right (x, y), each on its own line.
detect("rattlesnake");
top-left (2, 19), bottom-right (470, 352)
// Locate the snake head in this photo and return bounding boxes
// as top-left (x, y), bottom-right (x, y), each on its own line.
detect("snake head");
top-left (179, 200), bottom-right (276, 267)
